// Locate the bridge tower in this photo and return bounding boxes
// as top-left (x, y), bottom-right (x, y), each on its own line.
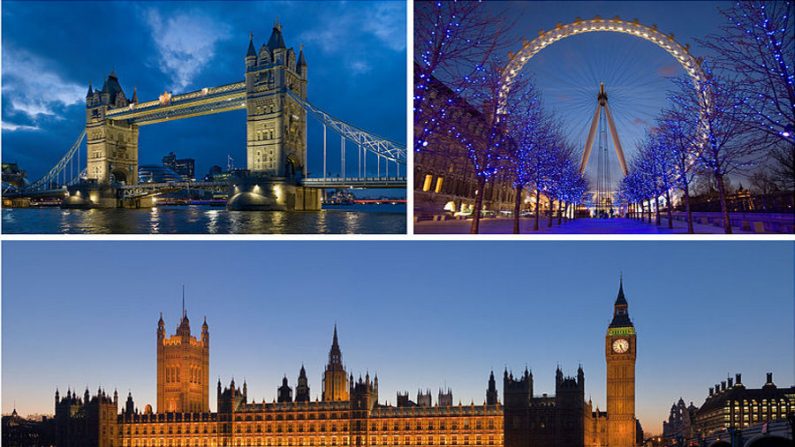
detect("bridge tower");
top-left (229, 22), bottom-right (319, 210)
top-left (244, 22), bottom-right (308, 179)
top-left (85, 72), bottom-right (139, 188)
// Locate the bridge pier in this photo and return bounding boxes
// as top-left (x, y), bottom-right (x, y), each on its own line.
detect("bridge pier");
top-left (62, 183), bottom-right (117, 209)
top-left (226, 173), bottom-right (321, 211)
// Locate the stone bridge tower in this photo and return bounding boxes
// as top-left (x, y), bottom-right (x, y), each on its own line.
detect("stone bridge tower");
top-left (85, 71), bottom-right (139, 187)
top-left (244, 22), bottom-right (308, 180)
top-left (156, 301), bottom-right (210, 413)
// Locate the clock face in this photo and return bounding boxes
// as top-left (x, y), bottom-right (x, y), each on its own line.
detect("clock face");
top-left (612, 338), bottom-right (630, 354)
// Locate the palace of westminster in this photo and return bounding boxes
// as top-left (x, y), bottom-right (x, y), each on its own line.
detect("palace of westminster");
top-left (52, 281), bottom-right (641, 447)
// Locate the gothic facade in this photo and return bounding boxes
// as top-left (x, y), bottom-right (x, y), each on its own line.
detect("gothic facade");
top-left (156, 307), bottom-right (210, 413)
top-left (244, 22), bottom-right (307, 179)
top-left (54, 284), bottom-right (639, 447)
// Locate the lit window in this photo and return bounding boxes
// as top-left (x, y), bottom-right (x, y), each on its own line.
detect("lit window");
top-left (422, 175), bottom-right (433, 192)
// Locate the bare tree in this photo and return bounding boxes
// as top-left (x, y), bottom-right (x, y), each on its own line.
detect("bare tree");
top-left (462, 61), bottom-right (515, 234)
top-left (503, 77), bottom-right (545, 233)
top-left (414, 1), bottom-right (515, 151)
top-left (668, 71), bottom-right (762, 233)
top-left (769, 141), bottom-right (795, 190)
top-left (657, 110), bottom-right (699, 233)
top-left (699, 1), bottom-right (794, 145)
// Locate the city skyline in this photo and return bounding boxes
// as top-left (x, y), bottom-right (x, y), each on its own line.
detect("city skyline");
top-left (2, 241), bottom-right (793, 435)
top-left (2, 1), bottom-right (406, 182)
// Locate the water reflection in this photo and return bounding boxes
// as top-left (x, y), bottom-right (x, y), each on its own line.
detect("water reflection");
top-left (2, 205), bottom-right (405, 234)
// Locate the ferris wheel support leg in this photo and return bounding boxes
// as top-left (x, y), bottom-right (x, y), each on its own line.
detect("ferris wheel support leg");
top-left (580, 104), bottom-right (602, 174)
top-left (604, 102), bottom-right (629, 176)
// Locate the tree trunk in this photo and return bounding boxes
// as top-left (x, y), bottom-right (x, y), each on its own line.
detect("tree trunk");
top-left (665, 189), bottom-right (673, 229)
top-left (715, 172), bottom-right (733, 234)
top-left (646, 200), bottom-right (652, 223)
top-left (655, 195), bottom-right (661, 226)
top-left (558, 201), bottom-right (564, 225)
top-left (469, 176), bottom-right (487, 234)
top-left (534, 188), bottom-right (541, 231)
top-left (513, 185), bottom-right (522, 234)
top-left (683, 183), bottom-right (694, 234)
top-left (547, 199), bottom-right (554, 227)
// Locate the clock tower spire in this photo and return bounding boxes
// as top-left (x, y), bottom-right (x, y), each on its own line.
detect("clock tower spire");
top-left (606, 275), bottom-right (636, 447)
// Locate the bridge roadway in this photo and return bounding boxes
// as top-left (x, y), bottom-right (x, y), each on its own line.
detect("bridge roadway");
top-left (105, 82), bottom-right (246, 125)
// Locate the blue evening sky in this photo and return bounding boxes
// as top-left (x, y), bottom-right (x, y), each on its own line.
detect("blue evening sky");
top-left (1, 1), bottom-right (406, 185)
top-left (3, 241), bottom-right (793, 434)
top-left (486, 1), bottom-right (731, 189)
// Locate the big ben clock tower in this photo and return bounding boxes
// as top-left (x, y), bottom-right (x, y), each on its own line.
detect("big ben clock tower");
top-left (606, 276), bottom-right (636, 447)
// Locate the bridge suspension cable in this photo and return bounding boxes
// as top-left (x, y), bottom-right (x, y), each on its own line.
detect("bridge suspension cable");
top-left (287, 90), bottom-right (406, 172)
top-left (26, 130), bottom-right (86, 192)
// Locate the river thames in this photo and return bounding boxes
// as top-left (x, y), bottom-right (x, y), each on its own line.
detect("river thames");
top-left (1, 204), bottom-right (406, 234)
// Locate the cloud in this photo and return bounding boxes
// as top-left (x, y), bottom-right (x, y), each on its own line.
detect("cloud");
top-left (2, 122), bottom-right (40, 132)
top-left (143, 8), bottom-right (231, 92)
top-left (297, 2), bottom-right (404, 78)
top-left (299, 2), bottom-right (406, 55)
top-left (360, 2), bottom-right (406, 52)
top-left (1, 48), bottom-right (85, 122)
top-left (349, 61), bottom-right (372, 75)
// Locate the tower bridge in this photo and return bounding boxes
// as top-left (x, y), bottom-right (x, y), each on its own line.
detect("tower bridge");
top-left (12, 23), bottom-right (406, 210)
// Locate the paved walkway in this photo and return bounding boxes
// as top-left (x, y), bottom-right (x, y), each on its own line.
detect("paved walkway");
top-left (414, 217), bottom-right (753, 234)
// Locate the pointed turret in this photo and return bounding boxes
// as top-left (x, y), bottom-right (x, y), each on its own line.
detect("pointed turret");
top-left (297, 46), bottom-right (307, 66)
top-left (131, 87), bottom-right (138, 104)
top-left (247, 32), bottom-right (257, 57)
top-left (615, 273), bottom-right (628, 306)
top-left (278, 376), bottom-right (293, 403)
top-left (296, 364), bottom-right (310, 402)
top-left (322, 325), bottom-right (349, 401)
top-left (246, 32), bottom-right (258, 69)
top-left (609, 274), bottom-right (633, 328)
top-left (267, 21), bottom-right (287, 50)
top-left (486, 370), bottom-right (498, 405)
top-left (86, 82), bottom-right (94, 98)
top-left (125, 391), bottom-right (135, 415)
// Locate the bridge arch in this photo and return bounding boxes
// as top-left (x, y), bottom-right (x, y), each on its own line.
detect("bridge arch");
top-left (111, 169), bottom-right (128, 185)
top-left (744, 435), bottom-right (792, 447)
top-left (498, 16), bottom-right (711, 171)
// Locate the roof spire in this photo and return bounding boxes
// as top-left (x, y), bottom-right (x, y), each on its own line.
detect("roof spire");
top-left (267, 19), bottom-right (286, 50)
top-left (246, 32), bottom-right (257, 57)
top-left (615, 274), bottom-right (627, 306)
top-left (297, 45), bottom-right (307, 67)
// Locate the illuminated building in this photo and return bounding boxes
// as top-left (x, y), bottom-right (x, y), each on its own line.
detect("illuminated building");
top-left (54, 282), bottom-right (641, 447)
top-left (693, 373), bottom-right (795, 437)
top-left (156, 301), bottom-right (210, 413)
top-left (162, 153), bottom-right (196, 181)
top-left (661, 398), bottom-right (697, 443)
top-left (414, 67), bottom-right (520, 218)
